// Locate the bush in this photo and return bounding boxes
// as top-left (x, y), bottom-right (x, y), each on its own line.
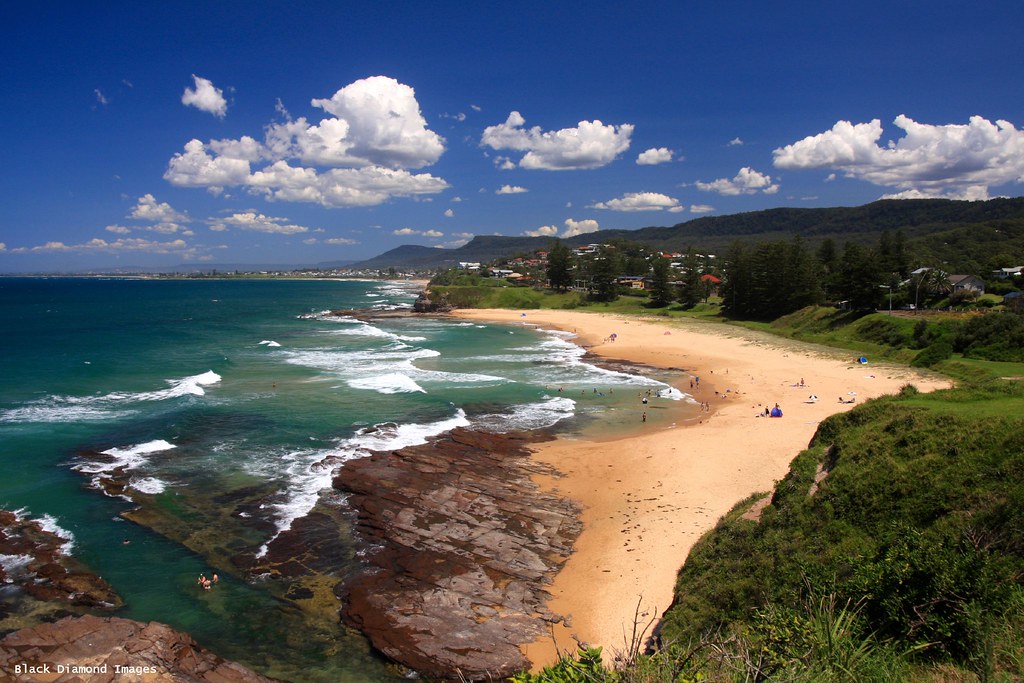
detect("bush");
top-left (911, 340), bottom-right (953, 367)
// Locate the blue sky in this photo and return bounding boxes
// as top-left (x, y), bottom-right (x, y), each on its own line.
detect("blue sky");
top-left (3, 1), bottom-right (1024, 271)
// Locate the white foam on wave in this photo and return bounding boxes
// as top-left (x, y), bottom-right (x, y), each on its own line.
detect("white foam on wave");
top-left (0, 554), bottom-right (34, 582)
top-left (73, 439), bottom-right (175, 499)
top-left (36, 514), bottom-right (76, 555)
top-left (259, 340), bottom-right (281, 347)
top-left (473, 396), bottom-right (578, 433)
top-left (330, 322), bottom-right (427, 342)
top-left (130, 477), bottom-right (168, 495)
top-left (0, 371), bottom-right (221, 424)
top-left (255, 409), bottom-right (471, 558)
top-left (6, 509), bottom-right (76, 556)
top-left (347, 372), bottom-right (426, 394)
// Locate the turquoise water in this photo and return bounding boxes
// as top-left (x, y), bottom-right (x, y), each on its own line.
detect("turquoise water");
top-left (0, 277), bottom-right (691, 680)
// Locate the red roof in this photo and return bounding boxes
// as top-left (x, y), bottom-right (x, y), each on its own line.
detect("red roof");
top-left (700, 274), bottom-right (721, 283)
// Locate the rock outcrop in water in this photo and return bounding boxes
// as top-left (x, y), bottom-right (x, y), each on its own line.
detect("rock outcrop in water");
top-left (411, 289), bottom-right (453, 312)
top-left (0, 509), bottom-right (122, 619)
top-left (0, 615), bottom-right (283, 682)
top-left (335, 427), bottom-right (581, 680)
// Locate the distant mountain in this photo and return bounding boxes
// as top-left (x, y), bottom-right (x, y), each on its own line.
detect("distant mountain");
top-left (349, 198), bottom-right (1024, 271)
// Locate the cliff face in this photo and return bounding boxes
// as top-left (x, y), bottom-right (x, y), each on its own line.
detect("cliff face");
top-left (0, 615), bottom-right (284, 682)
top-left (335, 428), bottom-right (581, 680)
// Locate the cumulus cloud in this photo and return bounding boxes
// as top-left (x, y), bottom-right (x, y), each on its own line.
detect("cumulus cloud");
top-left (525, 218), bottom-right (600, 238)
top-left (728, 137), bottom-right (744, 146)
top-left (181, 75), bottom-right (227, 118)
top-left (12, 237), bottom-right (191, 255)
top-left (563, 218), bottom-right (600, 237)
top-left (636, 147), bottom-right (673, 165)
top-left (695, 167), bottom-right (779, 195)
top-left (0, 242), bottom-right (6, 251)
top-left (209, 211), bottom-right (310, 234)
top-left (481, 111), bottom-right (633, 170)
top-left (323, 237), bottom-right (358, 245)
top-left (772, 114), bottom-right (1024, 200)
top-left (689, 204), bottom-right (715, 214)
top-left (590, 191), bottom-right (684, 212)
top-left (392, 228), bottom-right (443, 237)
top-left (166, 76), bottom-right (450, 207)
top-left (444, 208), bottom-right (454, 217)
top-left (105, 225), bottom-right (132, 234)
top-left (496, 184), bottom-right (528, 194)
top-left (131, 194), bottom-right (189, 224)
top-left (523, 225), bottom-right (559, 237)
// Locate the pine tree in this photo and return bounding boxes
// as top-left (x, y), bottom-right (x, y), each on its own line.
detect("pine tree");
top-left (546, 239), bottom-right (573, 291)
top-left (648, 255), bottom-right (673, 307)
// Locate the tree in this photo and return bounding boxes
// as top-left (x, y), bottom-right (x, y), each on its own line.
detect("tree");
top-left (678, 250), bottom-right (704, 309)
top-left (588, 250), bottom-right (620, 302)
top-left (648, 255), bottom-right (673, 307)
top-left (546, 239), bottom-right (573, 291)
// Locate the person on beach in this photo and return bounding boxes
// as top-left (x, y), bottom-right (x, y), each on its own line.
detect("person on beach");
top-left (642, 411), bottom-right (647, 423)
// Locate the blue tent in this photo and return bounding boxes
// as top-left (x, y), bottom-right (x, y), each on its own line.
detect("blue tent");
top-left (770, 406), bottom-right (783, 418)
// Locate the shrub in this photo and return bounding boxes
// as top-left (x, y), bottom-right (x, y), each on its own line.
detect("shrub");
top-left (911, 341), bottom-right (953, 367)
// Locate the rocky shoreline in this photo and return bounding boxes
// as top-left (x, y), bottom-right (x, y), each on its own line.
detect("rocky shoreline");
top-left (336, 427), bottom-right (581, 679)
top-left (0, 615), bottom-right (283, 682)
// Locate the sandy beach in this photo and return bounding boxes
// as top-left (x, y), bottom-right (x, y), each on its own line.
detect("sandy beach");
top-left (450, 308), bottom-right (952, 668)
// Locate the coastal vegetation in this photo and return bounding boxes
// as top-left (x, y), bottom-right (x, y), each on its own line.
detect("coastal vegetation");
top-left (422, 219), bottom-right (1024, 680)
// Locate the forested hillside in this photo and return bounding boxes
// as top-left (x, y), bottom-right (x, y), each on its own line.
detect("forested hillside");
top-left (353, 198), bottom-right (1024, 272)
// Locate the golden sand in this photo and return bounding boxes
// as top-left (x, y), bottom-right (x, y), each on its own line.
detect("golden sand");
top-left (450, 309), bottom-right (952, 667)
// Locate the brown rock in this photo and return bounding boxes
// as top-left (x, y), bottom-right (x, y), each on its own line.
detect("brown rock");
top-left (0, 509), bottom-right (122, 611)
top-left (0, 615), bottom-right (283, 682)
top-left (335, 428), bottom-right (580, 680)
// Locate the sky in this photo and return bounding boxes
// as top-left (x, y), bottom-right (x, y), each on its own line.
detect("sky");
top-left (3, 1), bottom-right (1024, 271)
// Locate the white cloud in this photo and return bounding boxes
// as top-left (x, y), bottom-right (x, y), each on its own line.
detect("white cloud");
top-left (481, 111), bottom-right (633, 170)
top-left (12, 237), bottom-right (191, 255)
top-left (165, 76), bottom-right (450, 207)
top-left (773, 115), bottom-right (1024, 200)
top-left (525, 218), bottom-right (601, 238)
top-left (494, 156), bottom-right (517, 170)
top-left (0, 242), bottom-right (6, 251)
top-left (392, 228), bottom-right (443, 237)
top-left (590, 191), bottom-right (683, 212)
top-left (728, 137), bottom-right (744, 146)
top-left (305, 76), bottom-right (445, 168)
top-left (496, 184), bottom-right (528, 194)
top-left (636, 147), bottom-right (673, 165)
top-left (562, 218), bottom-right (600, 237)
top-left (105, 225), bottom-right (132, 234)
top-left (94, 89), bottom-right (108, 106)
top-left (695, 167), bottom-right (779, 195)
top-left (444, 208), bottom-right (454, 217)
top-left (130, 194), bottom-right (190, 224)
top-left (523, 225), bottom-right (559, 237)
top-left (181, 75), bottom-right (227, 118)
top-left (209, 211), bottom-right (310, 234)
top-left (323, 237), bottom-right (358, 245)
top-left (165, 139), bottom-right (252, 190)
top-left (689, 204), bottom-right (715, 214)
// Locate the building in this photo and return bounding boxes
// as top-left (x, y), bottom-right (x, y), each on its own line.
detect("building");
top-left (948, 274), bottom-right (985, 294)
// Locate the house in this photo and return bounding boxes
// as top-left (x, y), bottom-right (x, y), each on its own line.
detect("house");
top-left (1004, 291), bottom-right (1023, 311)
top-left (992, 266), bottom-right (1023, 279)
top-left (948, 274), bottom-right (985, 294)
top-left (615, 276), bottom-right (648, 290)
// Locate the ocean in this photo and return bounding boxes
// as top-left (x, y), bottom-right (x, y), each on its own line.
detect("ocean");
top-left (0, 277), bottom-right (690, 681)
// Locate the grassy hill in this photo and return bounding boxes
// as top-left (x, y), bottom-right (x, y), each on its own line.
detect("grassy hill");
top-left (655, 380), bottom-right (1024, 679)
